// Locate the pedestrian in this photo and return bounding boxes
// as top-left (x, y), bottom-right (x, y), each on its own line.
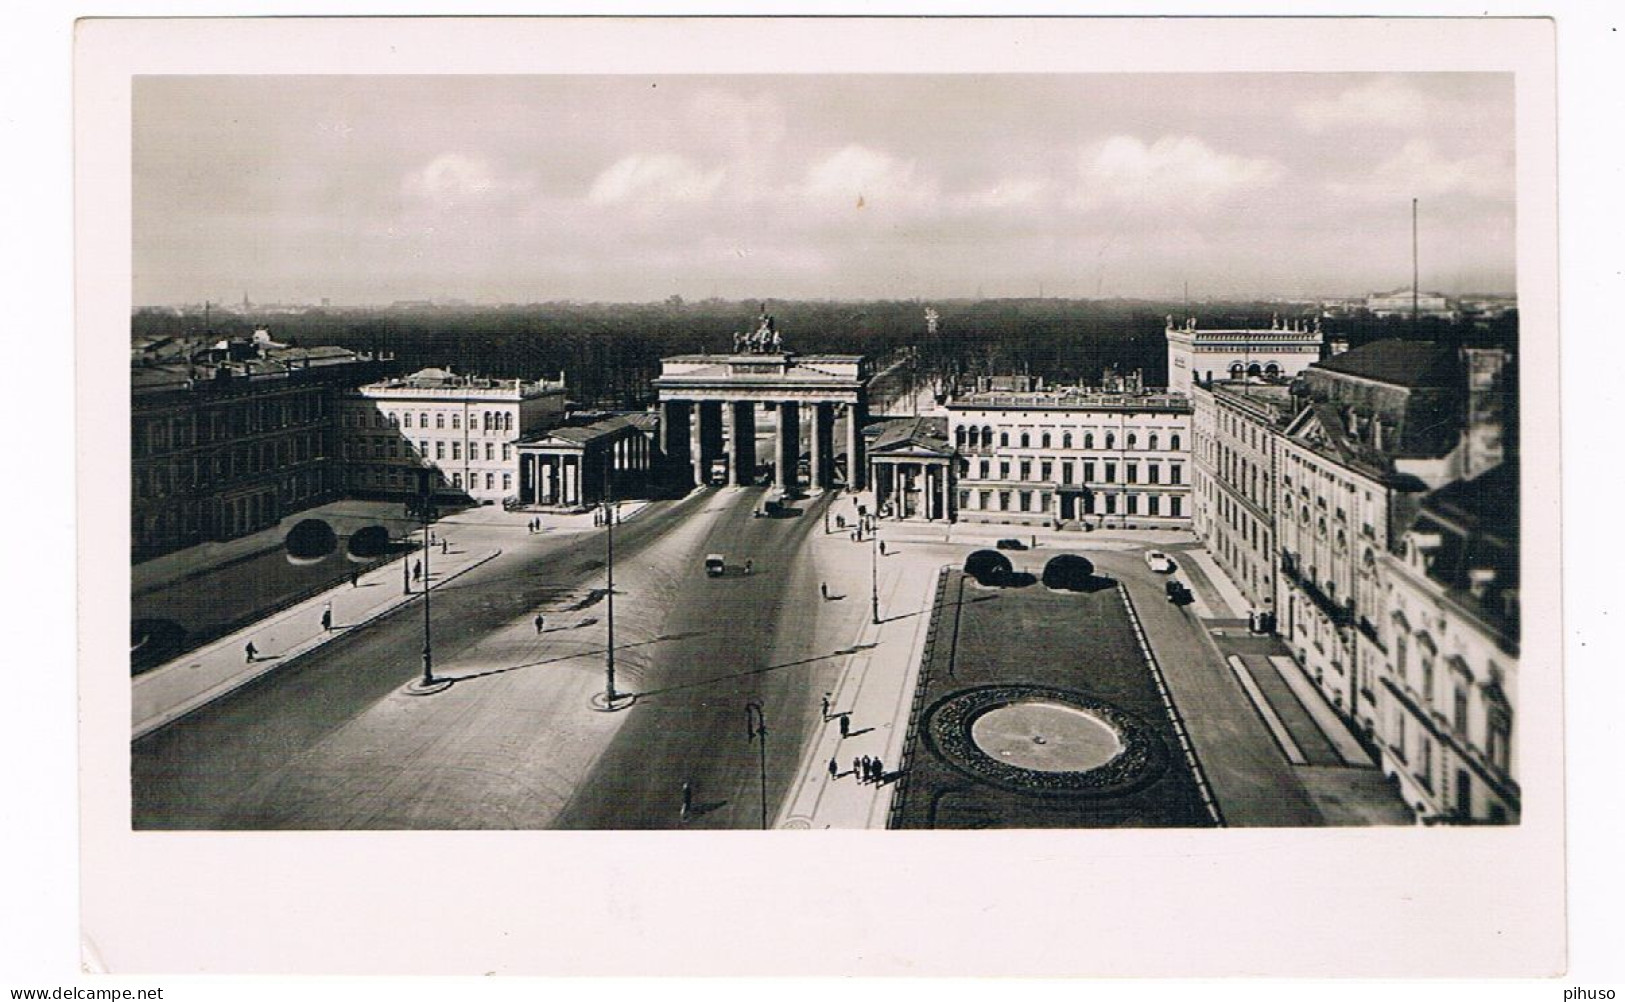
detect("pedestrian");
top-left (879, 540), bottom-right (886, 556)
top-left (350, 569), bottom-right (359, 587)
top-left (321, 608), bottom-right (332, 632)
top-left (535, 613), bottom-right (545, 634)
top-left (821, 692), bottom-right (831, 720)
top-left (244, 641), bottom-right (258, 663)
top-left (828, 758), bottom-right (839, 780)
top-left (839, 713), bottom-right (851, 739)
top-left (852, 757), bottom-right (862, 780)
top-left (859, 755), bottom-right (873, 784)
top-left (745, 559), bottom-right (753, 576)
top-left (413, 560), bottom-right (422, 582)
top-left (681, 780), bottom-right (693, 821)
top-left (1031, 534), bottom-right (1037, 549)
top-left (872, 758), bottom-right (885, 784)
top-left (441, 538), bottom-right (448, 554)
top-left (820, 582), bottom-right (829, 600)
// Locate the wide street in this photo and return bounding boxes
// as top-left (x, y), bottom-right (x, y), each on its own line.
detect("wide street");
top-left (132, 485), bottom-right (846, 829)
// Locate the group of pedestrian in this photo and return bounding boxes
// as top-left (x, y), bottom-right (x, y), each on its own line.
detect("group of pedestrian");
top-left (526, 517), bottom-right (543, 534)
top-left (852, 755), bottom-right (885, 785)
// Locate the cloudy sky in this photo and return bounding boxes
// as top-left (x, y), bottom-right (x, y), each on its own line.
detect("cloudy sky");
top-left (133, 73), bottom-right (1515, 306)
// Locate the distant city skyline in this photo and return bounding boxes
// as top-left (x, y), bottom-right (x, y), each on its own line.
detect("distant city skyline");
top-left (134, 73), bottom-right (1517, 308)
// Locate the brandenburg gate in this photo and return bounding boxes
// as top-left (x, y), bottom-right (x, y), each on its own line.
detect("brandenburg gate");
top-left (653, 313), bottom-right (870, 492)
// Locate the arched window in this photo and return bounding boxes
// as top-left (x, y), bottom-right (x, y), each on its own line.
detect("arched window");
top-left (1230, 362), bottom-right (1245, 378)
top-left (1000, 432), bottom-right (1010, 448)
top-left (1247, 363), bottom-right (1262, 378)
top-left (1105, 433), bottom-right (1115, 450)
top-left (1127, 433), bottom-right (1137, 449)
top-left (503, 413), bottom-right (513, 432)
top-left (1019, 433), bottom-right (1030, 449)
top-left (1084, 433), bottom-right (1095, 450)
top-left (1148, 433), bottom-right (1159, 451)
top-left (981, 425), bottom-right (993, 448)
top-left (955, 426), bottom-right (967, 447)
top-left (1170, 433), bottom-right (1181, 451)
top-left (1062, 432), bottom-right (1072, 449)
top-left (1265, 362), bottom-right (1281, 377)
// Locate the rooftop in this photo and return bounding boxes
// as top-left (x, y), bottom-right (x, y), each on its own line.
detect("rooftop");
top-left (1309, 339), bottom-right (1460, 389)
top-left (950, 387), bottom-right (1191, 413)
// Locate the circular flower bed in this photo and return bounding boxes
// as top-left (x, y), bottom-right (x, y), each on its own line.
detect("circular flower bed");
top-left (924, 684), bottom-right (1167, 796)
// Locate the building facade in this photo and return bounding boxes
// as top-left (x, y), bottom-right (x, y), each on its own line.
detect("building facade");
top-left (342, 368), bottom-right (566, 504)
top-left (515, 414), bottom-right (656, 509)
top-left (948, 378), bottom-right (1192, 529)
top-left (131, 333), bottom-right (379, 561)
top-left (868, 417), bottom-right (956, 522)
top-left (1164, 315), bottom-right (1324, 397)
top-left (1274, 340), bottom-right (1471, 732)
top-left (1369, 462), bottom-right (1520, 823)
top-left (1190, 379), bottom-right (1299, 613)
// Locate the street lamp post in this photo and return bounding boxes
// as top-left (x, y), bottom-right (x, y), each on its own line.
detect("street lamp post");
top-left (745, 701), bottom-right (768, 831)
top-left (604, 494), bottom-right (618, 705)
top-left (420, 491), bottom-right (434, 686)
top-left (870, 527), bottom-right (881, 625)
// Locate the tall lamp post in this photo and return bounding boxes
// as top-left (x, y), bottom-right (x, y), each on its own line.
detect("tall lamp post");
top-left (406, 463), bottom-right (449, 694)
top-left (592, 446), bottom-right (634, 712)
top-left (745, 701), bottom-right (769, 831)
top-left (870, 526), bottom-right (881, 625)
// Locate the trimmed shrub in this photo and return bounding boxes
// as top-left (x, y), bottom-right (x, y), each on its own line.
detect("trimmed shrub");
top-left (964, 549), bottom-right (1014, 586)
top-left (1042, 554), bottom-right (1096, 591)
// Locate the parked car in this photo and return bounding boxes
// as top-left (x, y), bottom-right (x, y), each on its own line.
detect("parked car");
top-left (1144, 550), bottom-right (1175, 573)
top-left (996, 538), bottom-right (1029, 551)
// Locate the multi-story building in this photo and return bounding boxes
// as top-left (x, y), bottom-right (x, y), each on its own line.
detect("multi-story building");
top-left (1190, 378), bottom-right (1300, 614)
top-left (1274, 340), bottom-right (1489, 727)
top-left (130, 331), bottom-right (379, 561)
top-left (1365, 288), bottom-right (1458, 321)
top-left (1164, 314), bottom-right (1324, 397)
top-left (1370, 461), bottom-right (1519, 823)
top-left (343, 367), bottom-right (566, 504)
top-left (948, 373), bottom-right (1192, 529)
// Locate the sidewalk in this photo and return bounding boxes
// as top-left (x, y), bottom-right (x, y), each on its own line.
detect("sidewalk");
top-left (132, 534), bottom-right (502, 739)
top-left (774, 496), bottom-right (945, 829)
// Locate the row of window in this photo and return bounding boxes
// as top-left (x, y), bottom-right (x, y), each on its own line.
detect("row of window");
top-left (346, 408), bottom-right (515, 433)
top-left (964, 457), bottom-right (1184, 486)
top-left (959, 489), bottom-right (1184, 518)
top-left (137, 392), bottom-right (329, 455)
top-left (353, 466), bottom-right (512, 493)
top-left (344, 438), bottom-right (514, 463)
top-left (954, 427), bottom-right (1183, 452)
top-left (134, 433), bottom-right (327, 498)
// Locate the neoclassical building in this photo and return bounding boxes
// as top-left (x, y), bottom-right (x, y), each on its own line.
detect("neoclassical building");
top-left (130, 331), bottom-right (379, 561)
top-left (947, 375), bottom-right (1192, 529)
top-left (1165, 315), bottom-right (1324, 397)
top-left (342, 367), bottom-right (566, 504)
top-left (1190, 378), bottom-right (1300, 613)
top-left (1369, 462), bottom-right (1519, 823)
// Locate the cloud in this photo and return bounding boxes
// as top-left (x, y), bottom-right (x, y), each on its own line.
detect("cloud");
top-left (1327, 139), bottom-right (1512, 202)
top-left (800, 144), bottom-right (940, 213)
top-left (1069, 135), bottom-right (1283, 214)
top-left (586, 153), bottom-right (726, 206)
top-left (1295, 78), bottom-right (1430, 133)
top-left (401, 153), bottom-right (532, 210)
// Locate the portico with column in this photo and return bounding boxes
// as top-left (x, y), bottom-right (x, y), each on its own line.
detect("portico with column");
top-left (516, 415), bottom-right (651, 508)
top-left (866, 416), bottom-right (957, 522)
top-left (654, 323), bottom-right (869, 494)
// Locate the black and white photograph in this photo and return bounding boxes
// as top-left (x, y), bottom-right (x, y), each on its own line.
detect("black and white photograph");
top-left (68, 14), bottom-right (1575, 980)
